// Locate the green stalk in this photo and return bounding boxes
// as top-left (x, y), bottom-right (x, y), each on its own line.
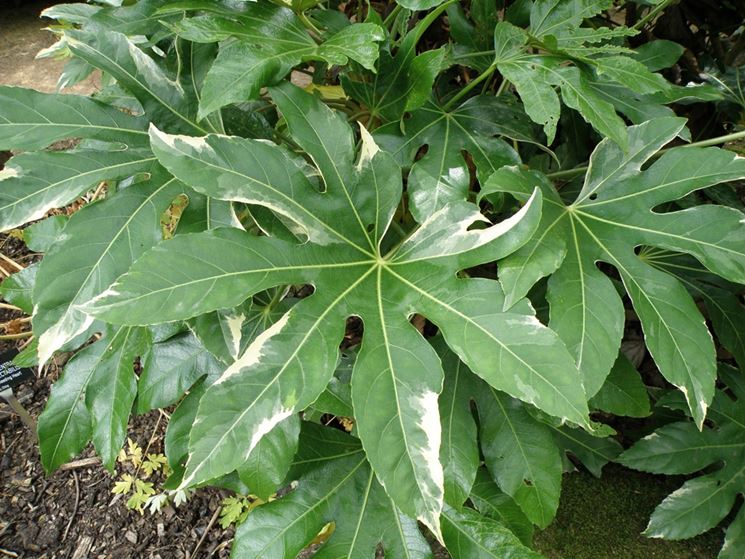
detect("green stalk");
top-left (547, 128), bottom-right (745, 180)
top-left (632, 0), bottom-right (678, 31)
top-left (383, 4), bottom-right (402, 28)
top-left (444, 63), bottom-right (498, 110)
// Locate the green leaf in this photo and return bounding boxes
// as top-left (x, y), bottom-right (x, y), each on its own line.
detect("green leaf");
top-left (86, 83), bottom-right (588, 536)
top-left (397, 0), bottom-right (446, 11)
top-left (589, 353), bottom-right (651, 417)
top-left (469, 469), bottom-right (534, 546)
top-left (66, 30), bottom-right (207, 135)
top-left (633, 40), bottom-right (684, 71)
top-left (38, 340), bottom-right (97, 472)
top-left (441, 504), bottom-right (544, 559)
top-left (721, 506), bottom-right (745, 559)
top-left (136, 331), bottom-right (223, 413)
top-left (436, 337), bottom-right (479, 507)
top-left (165, 381), bottom-right (205, 469)
top-left (474, 385), bottom-right (562, 528)
top-left (236, 414), bottom-right (300, 500)
top-left (644, 459), bottom-right (745, 540)
top-left (232, 423), bottom-right (432, 557)
top-left (341, 3), bottom-right (452, 121)
top-left (529, 0), bottom-right (613, 39)
top-left (24, 215), bottom-right (68, 253)
top-left (0, 148), bottom-right (157, 232)
top-left (0, 86), bottom-right (149, 151)
top-left (172, 2), bottom-right (383, 118)
top-left (374, 97), bottom-right (529, 222)
top-left (190, 291), bottom-right (291, 365)
top-left (85, 326), bottom-right (150, 470)
top-left (484, 117), bottom-right (745, 426)
top-left (0, 264), bottom-right (38, 314)
top-left (593, 56), bottom-right (671, 94)
top-left (647, 254), bottom-right (745, 372)
top-left (554, 66), bottom-right (628, 149)
top-left (498, 57), bottom-right (561, 143)
top-left (621, 382), bottom-right (745, 541)
top-left (33, 172), bottom-right (183, 364)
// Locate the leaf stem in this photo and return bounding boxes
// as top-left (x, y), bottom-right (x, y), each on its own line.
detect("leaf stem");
top-left (383, 5), bottom-right (402, 28)
top-left (0, 331), bottom-right (33, 340)
top-left (495, 77), bottom-right (510, 96)
top-left (298, 12), bottom-right (322, 40)
top-left (444, 63), bottom-right (498, 110)
top-left (632, 0), bottom-right (678, 31)
top-left (546, 128), bottom-right (745, 180)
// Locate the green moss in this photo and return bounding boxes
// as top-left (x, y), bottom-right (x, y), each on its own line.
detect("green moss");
top-left (534, 464), bottom-right (724, 559)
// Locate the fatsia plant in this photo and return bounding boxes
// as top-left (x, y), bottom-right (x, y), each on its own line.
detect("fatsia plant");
top-left (83, 81), bottom-right (592, 538)
top-left (2, 0), bottom-right (745, 557)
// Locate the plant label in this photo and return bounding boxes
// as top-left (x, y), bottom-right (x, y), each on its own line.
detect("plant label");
top-left (0, 348), bottom-right (34, 392)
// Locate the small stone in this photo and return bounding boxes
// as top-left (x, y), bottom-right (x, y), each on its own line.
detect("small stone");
top-left (124, 530), bottom-right (138, 544)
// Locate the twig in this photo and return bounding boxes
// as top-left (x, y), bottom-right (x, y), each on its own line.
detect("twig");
top-left (189, 506), bottom-right (221, 559)
top-left (0, 317), bottom-right (31, 331)
top-left (62, 470), bottom-right (80, 542)
top-left (0, 548), bottom-right (19, 557)
top-left (0, 253), bottom-right (23, 272)
top-left (0, 303), bottom-right (22, 311)
top-left (59, 457), bottom-right (100, 471)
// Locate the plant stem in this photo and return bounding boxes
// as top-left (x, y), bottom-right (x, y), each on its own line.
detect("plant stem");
top-left (298, 12), bottom-right (322, 40)
top-left (444, 63), bottom-right (497, 110)
top-left (547, 128), bottom-right (745, 180)
top-left (0, 331), bottom-right (33, 340)
top-left (632, 0), bottom-right (677, 31)
top-left (383, 4), bottom-right (402, 28)
top-left (495, 77), bottom-right (510, 96)
top-left (685, 129), bottom-right (745, 149)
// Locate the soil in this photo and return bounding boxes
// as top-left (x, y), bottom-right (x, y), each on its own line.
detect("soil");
top-left (0, 376), bottom-right (235, 559)
top-left (0, 0), bottom-right (99, 94)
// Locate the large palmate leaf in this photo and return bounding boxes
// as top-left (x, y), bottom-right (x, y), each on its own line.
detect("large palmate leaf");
top-left (375, 96), bottom-right (534, 222)
top-left (170, 0), bottom-right (384, 118)
top-left (481, 117), bottom-right (745, 426)
top-left (620, 368), bottom-right (745, 543)
top-left (86, 83), bottom-right (589, 536)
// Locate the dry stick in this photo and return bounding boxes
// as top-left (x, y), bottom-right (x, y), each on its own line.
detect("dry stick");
top-left (0, 253), bottom-right (23, 272)
top-left (189, 506), bottom-right (221, 559)
top-left (59, 457), bottom-right (101, 471)
top-left (62, 470), bottom-right (81, 543)
top-left (0, 303), bottom-right (22, 311)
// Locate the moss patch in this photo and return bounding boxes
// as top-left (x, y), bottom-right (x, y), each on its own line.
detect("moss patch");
top-left (534, 464), bottom-right (724, 559)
